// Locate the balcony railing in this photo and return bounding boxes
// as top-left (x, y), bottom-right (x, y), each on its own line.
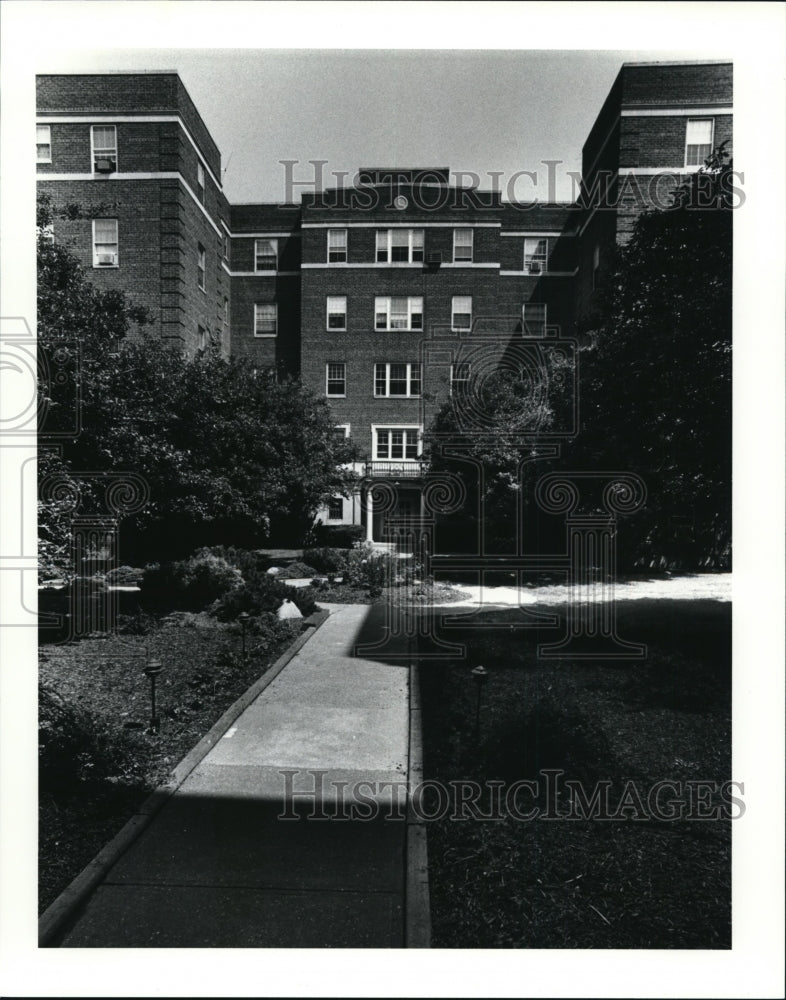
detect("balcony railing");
top-left (364, 460), bottom-right (428, 479)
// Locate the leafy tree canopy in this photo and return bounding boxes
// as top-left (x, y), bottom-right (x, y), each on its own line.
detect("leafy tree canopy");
top-left (37, 193), bottom-right (357, 574)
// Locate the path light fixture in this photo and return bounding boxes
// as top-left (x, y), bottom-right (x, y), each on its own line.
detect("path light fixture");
top-left (143, 657), bottom-right (163, 733)
top-left (471, 664), bottom-right (488, 740)
top-left (238, 611), bottom-right (250, 663)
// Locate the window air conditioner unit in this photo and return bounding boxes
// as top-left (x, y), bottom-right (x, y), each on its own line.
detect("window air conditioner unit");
top-left (94, 158), bottom-right (116, 174)
top-left (426, 252), bottom-right (442, 266)
top-left (96, 253), bottom-right (116, 266)
top-left (527, 261), bottom-right (542, 274)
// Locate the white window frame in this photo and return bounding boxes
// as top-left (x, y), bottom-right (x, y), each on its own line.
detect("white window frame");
top-left (90, 124), bottom-right (117, 172)
top-left (254, 238), bottom-right (278, 272)
top-left (450, 362), bottom-right (471, 394)
top-left (375, 229), bottom-right (425, 264)
top-left (223, 297), bottom-right (230, 327)
top-left (197, 244), bottom-right (206, 291)
top-left (451, 295), bottom-right (472, 332)
top-left (326, 296), bottom-right (347, 331)
top-left (36, 124), bottom-right (51, 164)
top-left (327, 228), bottom-right (347, 263)
top-left (374, 296), bottom-right (423, 332)
top-left (374, 362), bottom-right (422, 398)
top-left (685, 118), bottom-right (714, 167)
top-left (326, 362), bottom-right (346, 397)
top-left (92, 219), bottom-right (119, 268)
top-left (327, 496), bottom-right (345, 522)
top-left (372, 425), bottom-right (422, 462)
top-left (334, 424), bottom-right (351, 440)
top-left (453, 228), bottom-right (473, 262)
top-left (197, 161), bottom-right (205, 202)
top-left (522, 302), bottom-right (547, 337)
top-left (524, 238), bottom-right (549, 274)
top-left (254, 302), bottom-right (278, 338)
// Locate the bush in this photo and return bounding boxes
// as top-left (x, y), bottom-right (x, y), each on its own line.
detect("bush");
top-left (302, 547), bottom-right (349, 574)
top-left (194, 545), bottom-right (274, 579)
top-left (140, 552), bottom-right (243, 612)
top-left (311, 523), bottom-right (364, 548)
top-left (39, 684), bottom-right (143, 791)
top-left (343, 543), bottom-right (398, 596)
top-left (276, 561), bottom-right (318, 580)
top-left (212, 570), bottom-right (317, 621)
top-left (105, 565), bottom-right (144, 585)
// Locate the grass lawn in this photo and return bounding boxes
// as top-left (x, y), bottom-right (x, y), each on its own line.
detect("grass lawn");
top-left (418, 598), bottom-right (732, 948)
top-left (38, 612), bottom-right (303, 914)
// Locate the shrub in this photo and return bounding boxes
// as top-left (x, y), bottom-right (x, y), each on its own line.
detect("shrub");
top-left (302, 547), bottom-right (349, 574)
top-left (105, 565), bottom-right (144, 585)
top-left (343, 543), bottom-right (398, 596)
top-left (194, 545), bottom-right (272, 579)
top-left (140, 552), bottom-right (243, 612)
top-left (276, 561), bottom-right (318, 580)
top-left (212, 570), bottom-right (317, 621)
top-left (39, 684), bottom-right (143, 790)
top-left (311, 523), bottom-right (364, 548)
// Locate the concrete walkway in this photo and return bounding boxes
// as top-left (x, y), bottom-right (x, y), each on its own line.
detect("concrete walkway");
top-left (52, 604), bottom-right (413, 948)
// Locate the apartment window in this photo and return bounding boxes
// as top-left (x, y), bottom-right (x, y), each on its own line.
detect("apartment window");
top-left (451, 296), bottom-right (472, 331)
top-left (197, 162), bottom-right (205, 202)
top-left (333, 425), bottom-right (350, 444)
top-left (685, 118), bottom-right (714, 167)
top-left (374, 427), bottom-right (420, 461)
top-left (91, 125), bottom-right (117, 172)
top-left (374, 296), bottom-right (423, 331)
top-left (92, 219), bottom-right (118, 267)
top-left (254, 302), bottom-right (277, 337)
top-left (36, 125), bottom-right (51, 163)
top-left (450, 362), bottom-right (471, 394)
top-left (374, 363), bottom-right (421, 397)
top-left (198, 325), bottom-right (208, 352)
top-left (197, 244), bottom-right (206, 291)
top-left (524, 238), bottom-right (548, 274)
top-left (255, 239), bottom-right (278, 271)
top-left (327, 296), bottom-right (347, 330)
top-left (326, 362), bottom-right (346, 397)
top-left (522, 302), bottom-right (547, 338)
top-left (328, 229), bottom-right (347, 263)
top-left (327, 497), bottom-right (345, 521)
top-left (223, 297), bottom-right (229, 327)
top-left (376, 229), bottom-right (424, 263)
top-left (453, 228), bottom-right (473, 262)
top-left (37, 223), bottom-right (55, 245)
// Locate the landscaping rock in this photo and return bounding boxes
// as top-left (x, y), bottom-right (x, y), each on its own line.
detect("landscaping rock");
top-left (276, 598), bottom-right (303, 620)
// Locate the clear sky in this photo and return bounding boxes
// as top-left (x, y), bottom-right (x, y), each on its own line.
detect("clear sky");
top-left (39, 46), bottom-right (721, 204)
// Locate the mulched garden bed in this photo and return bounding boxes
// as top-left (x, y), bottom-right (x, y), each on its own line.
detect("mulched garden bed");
top-left (39, 611), bottom-right (304, 913)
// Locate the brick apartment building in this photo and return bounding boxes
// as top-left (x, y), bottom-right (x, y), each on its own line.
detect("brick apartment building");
top-left (36, 60), bottom-right (732, 542)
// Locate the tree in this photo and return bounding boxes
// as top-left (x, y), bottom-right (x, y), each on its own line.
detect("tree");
top-left (425, 353), bottom-right (574, 554)
top-left (569, 146), bottom-right (732, 569)
top-left (37, 193), bottom-right (358, 573)
top-left (423, 147), bottom-right (732, 568)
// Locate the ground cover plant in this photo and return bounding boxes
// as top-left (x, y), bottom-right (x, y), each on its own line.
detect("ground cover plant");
top-left (418, 598), bottom-right (732, 948)
top-left (39, 611), bottom-right (302, 913)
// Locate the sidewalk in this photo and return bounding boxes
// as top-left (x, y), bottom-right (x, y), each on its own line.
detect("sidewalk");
top-left (51, 604), bottom-right (413, 948)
